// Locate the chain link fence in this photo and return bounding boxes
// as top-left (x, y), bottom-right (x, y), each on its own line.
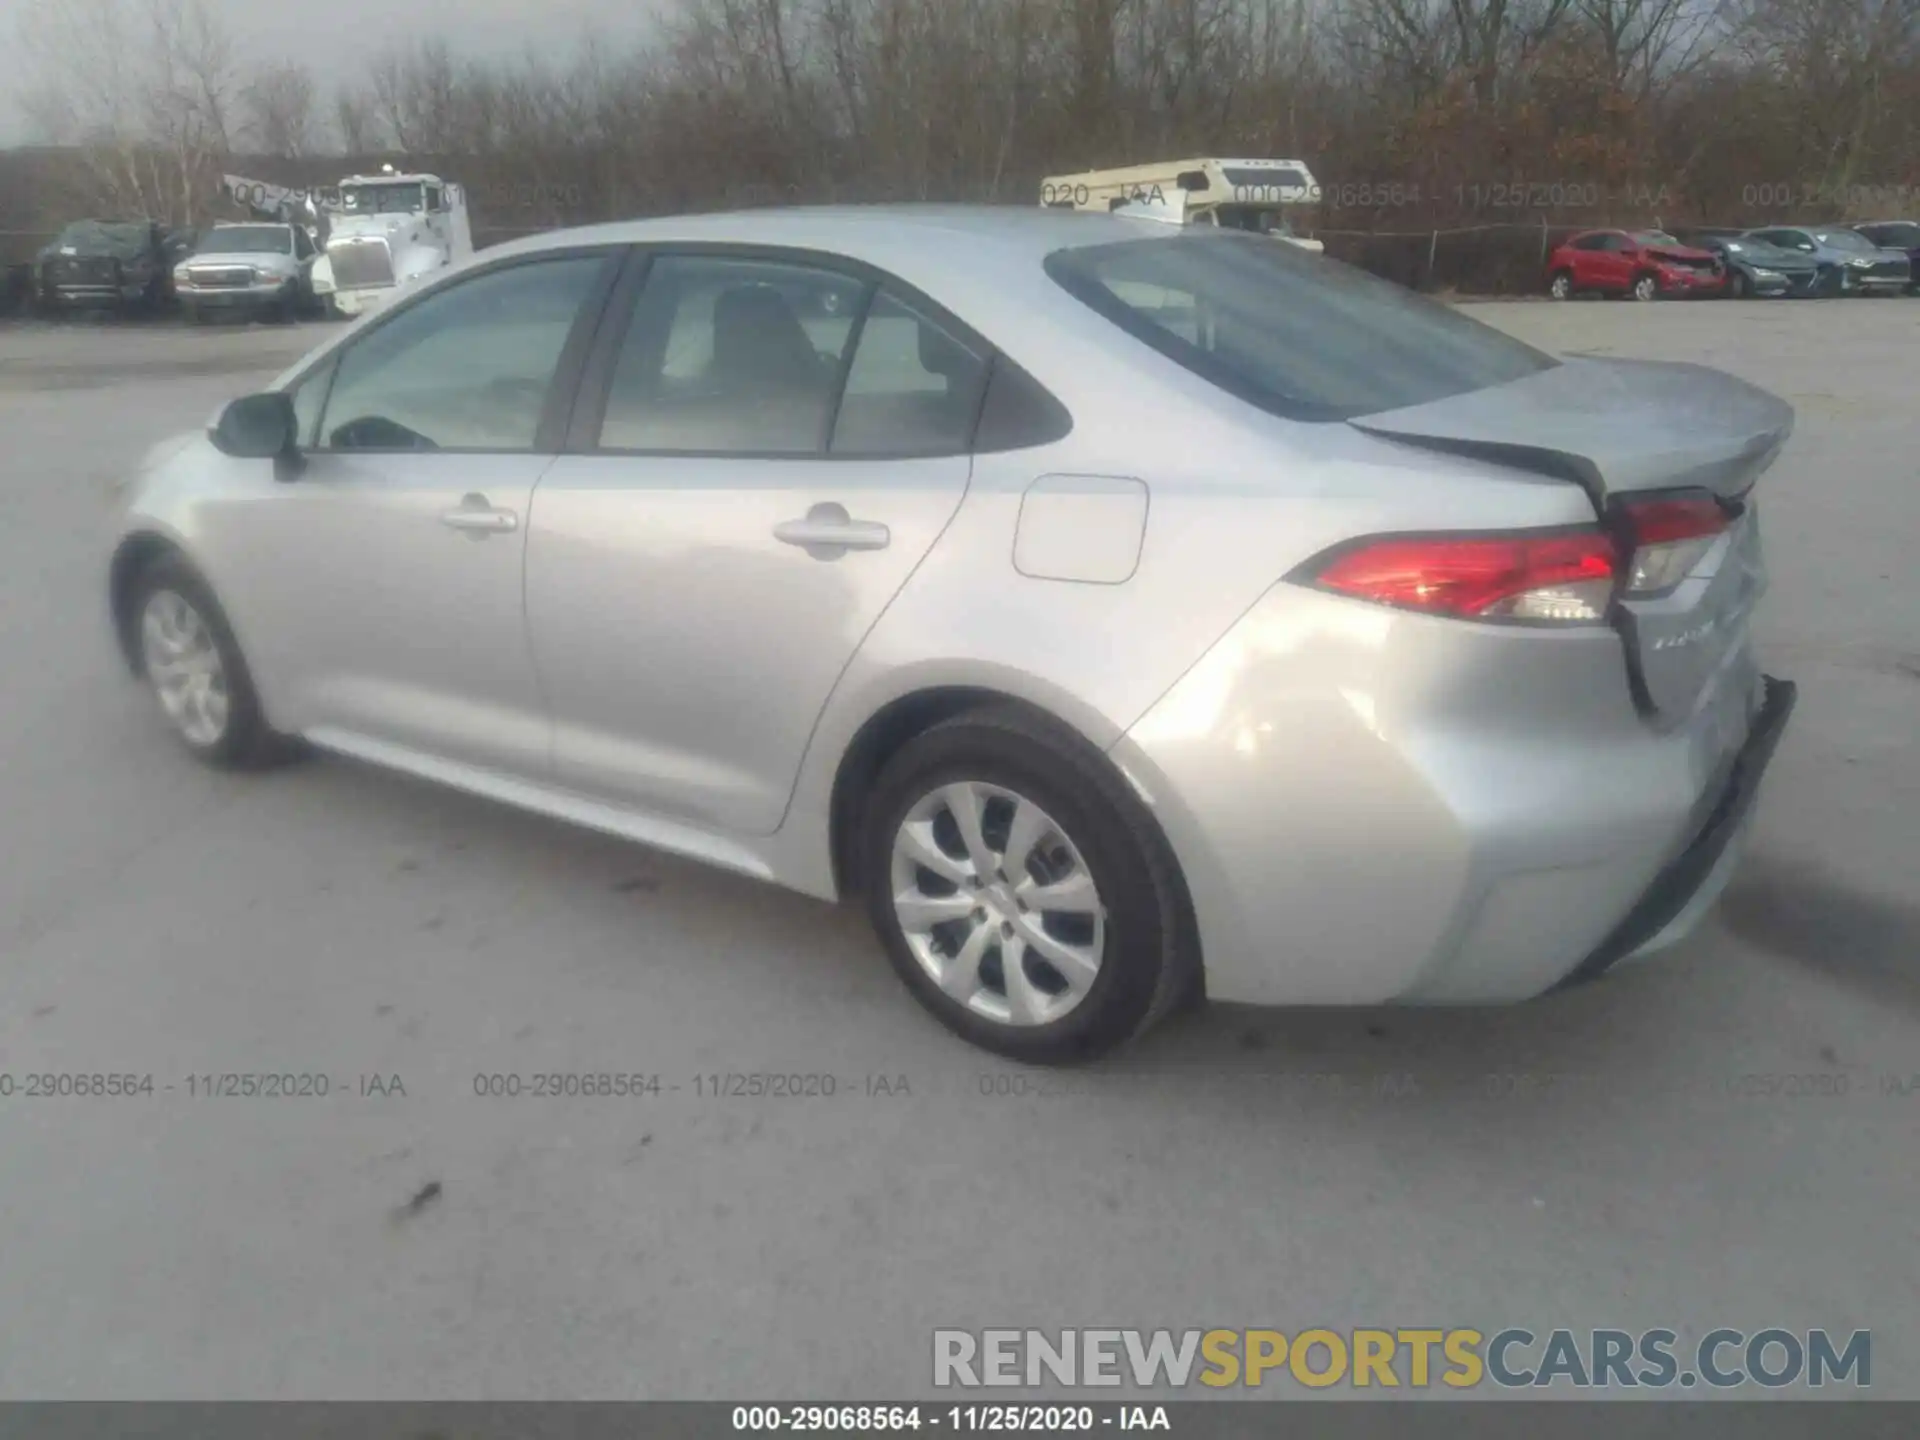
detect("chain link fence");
top-left (1, 214), bottom-right (1688, 319)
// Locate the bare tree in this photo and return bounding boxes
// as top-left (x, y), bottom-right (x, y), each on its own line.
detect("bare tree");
top-left (13, 0), bottom-right (236, 223)
top-left (245, 63), bottom-right (318, 158)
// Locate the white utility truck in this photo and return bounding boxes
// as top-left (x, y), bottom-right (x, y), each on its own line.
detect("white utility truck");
top-left (1039, 157), bottom-right (1325, 252)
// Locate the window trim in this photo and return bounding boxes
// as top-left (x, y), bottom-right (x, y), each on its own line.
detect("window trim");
top-left (563, 241), bottom-right (1006, 463)
top-left (286, 244), bottom-right (626, 458)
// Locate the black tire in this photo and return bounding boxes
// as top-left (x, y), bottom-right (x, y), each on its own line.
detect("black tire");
top-left (1547, 270), bottom-right (1574, 300)
top-left (127, 552), bottom-right (298, 769)
top-left (1729, 269), bottom-right (1751, 299)
top-left (859, 705), bottom-right (1196, 1064)
top-left (1630, 272), bottom-right (1659, 301)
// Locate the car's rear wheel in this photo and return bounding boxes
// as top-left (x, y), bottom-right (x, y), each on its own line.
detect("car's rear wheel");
top-left (1548, 270), bottom-right (1574, 300)
top-left (130, 554), bottom-right (293, 769)
top-left (1631, 273), bottom-right (1659, 301)
top-left (860, 706), bottom-right (1194, 1063)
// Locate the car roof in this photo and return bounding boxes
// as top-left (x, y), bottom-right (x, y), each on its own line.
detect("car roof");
top-left (479, 204), bottom-right (1206, 273)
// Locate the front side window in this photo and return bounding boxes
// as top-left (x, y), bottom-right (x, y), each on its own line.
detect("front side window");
top-left (1046, 231), bottom-right (1556, 422)
top-left (288, 358), bottom-right (335, 449)
top-left (1815, 229), bottom-right (1873, 252)
top-left (831, 289), bottom-right (989, 456)
top-left (597, 255), bottom-right (866, 453)
top-left (317, 255), bottom-right (606, 452)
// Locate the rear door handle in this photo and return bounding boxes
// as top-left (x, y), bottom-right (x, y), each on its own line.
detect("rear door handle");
top-left (774, 502), bottom-right (890, 555)
top-left (441, 493), bottom-right (518, 536)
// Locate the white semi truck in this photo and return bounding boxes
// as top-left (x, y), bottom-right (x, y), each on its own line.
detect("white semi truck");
top-left (308, 166), bottom-right (474, 318)
top-left (1039, 157), bottom-right (1325, 252)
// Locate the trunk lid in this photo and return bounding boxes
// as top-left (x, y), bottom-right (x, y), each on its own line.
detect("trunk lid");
top-left (1349, 356), bottom-right (1792, 729)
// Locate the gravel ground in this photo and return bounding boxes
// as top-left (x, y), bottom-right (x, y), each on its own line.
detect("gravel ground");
top-left (0, 299), bottom-right (1914, 1401)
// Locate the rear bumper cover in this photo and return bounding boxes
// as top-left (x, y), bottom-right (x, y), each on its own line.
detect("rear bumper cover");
top-left (1552, 674), bottom-right (1796, 991)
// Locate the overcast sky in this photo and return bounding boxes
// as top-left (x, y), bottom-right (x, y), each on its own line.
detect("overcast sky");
top-left (0, 0), bottom-right (673, 146)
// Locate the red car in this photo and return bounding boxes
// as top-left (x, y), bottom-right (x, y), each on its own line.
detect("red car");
top-left (1546, 229), bottom-right (1726, 300)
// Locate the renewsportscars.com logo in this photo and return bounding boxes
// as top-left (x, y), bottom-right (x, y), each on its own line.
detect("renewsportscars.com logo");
top-left (933, 1328), bottom-right (1871, 1391)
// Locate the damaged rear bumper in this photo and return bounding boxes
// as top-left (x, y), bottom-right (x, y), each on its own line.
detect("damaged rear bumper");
top-left (1552, 675), bottom-right (1796, 992)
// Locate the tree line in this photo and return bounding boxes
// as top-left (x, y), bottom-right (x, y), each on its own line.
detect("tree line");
top-left (6, 0), bottom-right (1920, 290)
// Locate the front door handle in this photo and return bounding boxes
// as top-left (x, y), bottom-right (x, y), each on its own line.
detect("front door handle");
top-left (441, 493), bottom-right (518, 537)
top-left (774, 502), bottom-right (890, 557)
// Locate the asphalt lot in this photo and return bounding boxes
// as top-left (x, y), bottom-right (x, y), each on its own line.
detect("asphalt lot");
top-left (0, 301), bottom-right (1915, 1401)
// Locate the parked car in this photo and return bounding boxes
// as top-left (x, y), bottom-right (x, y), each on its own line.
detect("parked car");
top-left (1694, 234), bottom-right (1822, 298)
top-left (1, 261), bottom-right (31, 317)
top-left (33, 219), bottom-right (189, 313)
top-left (107, 207), bottom-right (1796, 1061)
top-left (1741, 226), bottom-right (1910, 295)
top-left (1847, 221), bottom-right (1920, 294)
top-left (1546, 228), bottom-right (1725, 300)
top-left (175, 221), bottom-right (320, 324)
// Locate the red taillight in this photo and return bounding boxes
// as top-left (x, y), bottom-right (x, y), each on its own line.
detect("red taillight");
top-left (1622, 494), bottom-right (1729, 545)
top-left (1302, 529), bottom-right (1620, 623)
top-left (1619, 493), bottom-right (1732, 595)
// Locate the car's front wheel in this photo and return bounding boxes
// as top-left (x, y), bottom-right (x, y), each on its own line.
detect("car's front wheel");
top-left (860, 706), bottom-right (1194, 1063)
top-left (1631, 273), bottom-right (1660, 301)
top-left (130, 554), bottom-right (292, 768)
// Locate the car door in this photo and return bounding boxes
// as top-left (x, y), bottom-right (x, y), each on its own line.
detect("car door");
top-left (216, 247), bottom-right (620, 777)
top-left (1604, 232), bottom-right (1643, 290)
top-left (525, 249), bottom-right (988, 836)
top-left (291, 225), bottom-right (317, 301)
top-left (1575, 232), bottom-right (1620, 290)
top-left (1562, 233), bottom-right (1600, 288)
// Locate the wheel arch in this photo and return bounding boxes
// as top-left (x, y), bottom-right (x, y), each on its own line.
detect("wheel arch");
top-left (108, 530), bottom-right (188, 674)
top-left (824, 682), bottom-right (1204, 990)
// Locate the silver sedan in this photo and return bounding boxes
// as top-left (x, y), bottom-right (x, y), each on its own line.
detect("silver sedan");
top-left (107, 206), bottom-right (1798, 1061)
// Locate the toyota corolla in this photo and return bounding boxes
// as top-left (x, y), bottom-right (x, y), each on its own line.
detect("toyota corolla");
top-left (107, 206), bottom-right (1797, 1061)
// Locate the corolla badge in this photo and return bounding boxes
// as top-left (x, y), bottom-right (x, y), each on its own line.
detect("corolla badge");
top-left (1653, 616), bottom-right (1720, 651)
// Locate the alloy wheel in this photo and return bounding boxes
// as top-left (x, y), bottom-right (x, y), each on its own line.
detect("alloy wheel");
top-left (140, 589), bottom-right (230, 747)
top-left (889, 781), bottom-right (1107, 1028)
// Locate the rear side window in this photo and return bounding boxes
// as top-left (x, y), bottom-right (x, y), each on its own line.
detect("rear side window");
top-left (974, 358), bottom-right (1073, 452)
top-left (597, 255), bottom-right (866, 454)
top-left (1045, 232), bottom-right (1556, 422)
top-left (830, 289), bottom-right (989, 456)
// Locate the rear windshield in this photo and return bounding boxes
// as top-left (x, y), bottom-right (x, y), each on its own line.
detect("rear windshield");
top-left (1044, 232), bottom-right (1556, 422)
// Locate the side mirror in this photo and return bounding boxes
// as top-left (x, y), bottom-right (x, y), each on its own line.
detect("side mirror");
top-left (211, 392), bottom-right (299, 466)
